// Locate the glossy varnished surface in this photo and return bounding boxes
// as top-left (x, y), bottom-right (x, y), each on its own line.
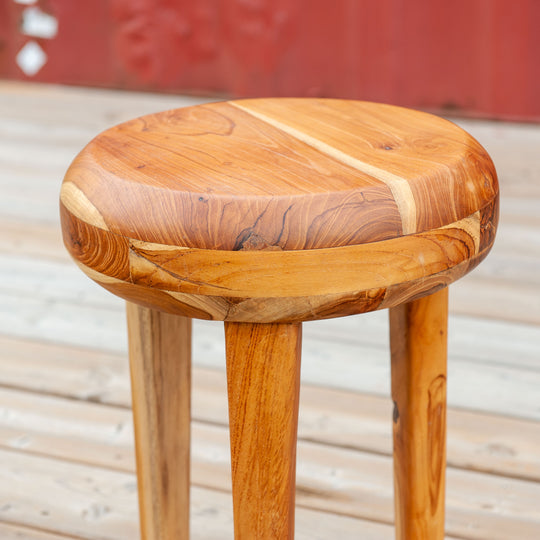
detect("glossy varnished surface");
top-left (126, 305), bottom-right (191, 540)
top-left (62, 99), bottom-right (497, 249)
top-left (60, 98), bottom-right (499, 321)
top-left (226, 322), bottom-right (301, 539)
top-left (390, 289), bottom-right (448, 539)
top-left (60, 196), bottom-right (497, 322)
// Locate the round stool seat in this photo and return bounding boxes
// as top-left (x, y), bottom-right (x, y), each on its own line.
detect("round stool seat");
top-left (60, 98), bottom-right (499, 322)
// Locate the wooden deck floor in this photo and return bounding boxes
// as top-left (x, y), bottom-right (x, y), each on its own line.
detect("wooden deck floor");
top-left (1, 81), bottom-right (539, 539)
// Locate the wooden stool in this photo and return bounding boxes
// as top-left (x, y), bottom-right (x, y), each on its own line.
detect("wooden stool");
top-left (60, 98), bottom-right (499, 540)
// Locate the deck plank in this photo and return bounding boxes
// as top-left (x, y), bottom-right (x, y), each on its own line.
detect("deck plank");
top-left (0, 449), bottom-right (398, 540)
top-left (1, 341), bottom-right (539, 484)
top-left (1, 81), bottom-right (539, 539)
top-left (3, 293), bottom-right (540, 421)
top-left (0, 388), bottom-right (539, 539)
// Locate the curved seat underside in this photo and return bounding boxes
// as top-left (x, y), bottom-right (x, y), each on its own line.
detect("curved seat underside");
top-left (60, 199), bottom-right (497, 323)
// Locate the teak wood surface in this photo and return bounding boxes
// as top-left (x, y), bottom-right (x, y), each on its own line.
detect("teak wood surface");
top-left (59, 97), bottom-right (499, 540)
top-left (390, 288), bottom-right (448, 539)
top-left (60, 98), bottom-right (499, 323)
top-left (225, 322), bottom-right (302, 539)
top-left (126, 304), bottom-right (192, 540)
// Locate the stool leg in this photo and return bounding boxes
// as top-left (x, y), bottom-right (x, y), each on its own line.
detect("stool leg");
top-left (389, 288), bottom-right (448, 540)
top-left (225, 322), bottom-right (302, 539)
top-left (126, 303), bottom-right (192, 540)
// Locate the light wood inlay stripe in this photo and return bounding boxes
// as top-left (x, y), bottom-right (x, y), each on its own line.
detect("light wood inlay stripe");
top-left (231, 102), bottom-right (418, 235)
top-left (60, 182), bottom-right (109, 231)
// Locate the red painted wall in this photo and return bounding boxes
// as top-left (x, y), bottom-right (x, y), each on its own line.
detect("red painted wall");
top-left (1, 0), bottom-right (539, 121)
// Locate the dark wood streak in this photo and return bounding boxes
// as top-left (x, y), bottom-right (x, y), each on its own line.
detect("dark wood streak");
top-left (479, 196), bottom-right (500, 252)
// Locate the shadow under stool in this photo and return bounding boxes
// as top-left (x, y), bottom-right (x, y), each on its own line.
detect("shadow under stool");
top-left (60, 98), bottom-right (499, 539)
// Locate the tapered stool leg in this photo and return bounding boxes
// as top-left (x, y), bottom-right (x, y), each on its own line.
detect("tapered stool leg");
top-left (225, 322), bottom-right (302, 539)
top-left (389, 288), bottom-right (448, 540)
top-left (126, 303), bottom-right (192, 540)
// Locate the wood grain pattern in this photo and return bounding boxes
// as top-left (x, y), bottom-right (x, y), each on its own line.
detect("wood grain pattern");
top-left (60, 98), bottom-right (499, 322)
top-left (390, 288), bottom-right (448, 540)
top-left (235, 99), bottom-right (498, 236)
top-left (126, 303), bottom-right (192, 540)
top-left (61, 98), bottom-right (497, 250)
top-left (61, 198), bottom-right (496, 322)
top-left (63, 101), bottom-right (402, 250)
top-left (225, 322), bottom-right (302, 539)
top-left (59, 98), bottom-right (498, 538)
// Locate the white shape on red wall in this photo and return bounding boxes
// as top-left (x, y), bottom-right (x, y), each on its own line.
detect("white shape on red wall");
top-left (21, 6), bottom-right (58, 39)
top-left (14, 1), bottom-right (59, 77)
top-left (16, 40), bottom-right (47, 76)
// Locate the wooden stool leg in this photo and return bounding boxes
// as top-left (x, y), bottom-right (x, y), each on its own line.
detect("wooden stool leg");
top-left (126, 303), bottom-right (192, 540)
top-left (389, 288), bottom-right (448, 540)
top-left (225, 322), bottom-right (302, 540)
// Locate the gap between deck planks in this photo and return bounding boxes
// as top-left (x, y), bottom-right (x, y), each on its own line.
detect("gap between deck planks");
top-left (0, 522), bottom-right (85, 540)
